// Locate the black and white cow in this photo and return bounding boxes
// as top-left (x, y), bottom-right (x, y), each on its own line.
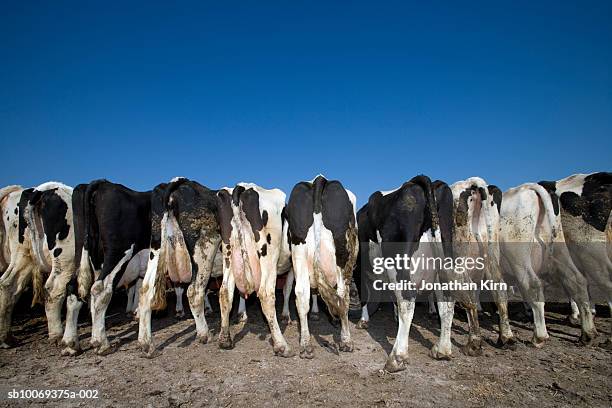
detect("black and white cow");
top-left (354, 175), bottom-right (481, 372)
top-left (0, 182), bottom-right (75, 348)
top-left (138, 178), bottom-right (221, 356)
top-left (450, 178), bottom-right (515, 349)
top-left (1, 185), bottom-right (23, 274)
top-left (65, 180), bottom-right (152, 356)
top-left (551, 172), bottom-right (611, 345)
top-left (499, 182), bottom-right (597, 347)
top-left (286, 175), bottom-right (358, 359)
top-left (216, 183), bottom-right (293, 356)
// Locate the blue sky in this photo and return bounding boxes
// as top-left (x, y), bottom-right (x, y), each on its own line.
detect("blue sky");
top-left (1, 1), bottom-right (610, 205)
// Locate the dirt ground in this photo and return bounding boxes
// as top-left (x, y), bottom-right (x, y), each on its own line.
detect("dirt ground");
top-left (0, 292), bottom-right (610, 408)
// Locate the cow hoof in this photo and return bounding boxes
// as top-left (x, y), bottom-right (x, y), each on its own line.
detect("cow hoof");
top-left (497, 336), bottom-right (517, 350)
top-left (356, 319), bottom-right (369, 330)
top-left (96, 343), bottom-right (113, 356)
top-left (273, 344), bottom-right (295, 358)
top-left (530, 335), bottom-right (548, 348)
top-left (61, 338), bottom-right (79, 350)
top-left (579, 330), bottom-right (598, 346)
top-left (384, 355), bottom-right (407, 373)
top-left (461, 339), bottom-right (483, 357)
top-left (90, 339), bottom-right (101, 349)
top-left (48, 335), bottom-right (62, 346)
top-left (567, 314), bottom-right (581, 327)
top-left (309, 312), bottom-right (320, 322)
top-left (175, 311), bottom-right (185, 320)
top-left (237, 312), bottom-right (248, 323)
top-left (61, 346), bottom-right (79, 357)
top-left (133, 312), bottom-right (139, 321)
top-left (0, 342), bottom-right (11, 349)
top-left (218, 334), bottom-right (234, 350)
top-left (299, 345), bottom-right (314, 359)
top-left (196, 333), bottom-right (209, 344)
top-left (598, 338), bottom-right (612, 350)
top-left (280, 314), bottom-right (291, 325)
top-left (204, 307), bottom-right (213, 317)
top-left (339, 341), bottom-right (354, 352)
top-left (430, 345), bottom-right (452, 360)
top-left (139, 342), bottom-right (157, 357)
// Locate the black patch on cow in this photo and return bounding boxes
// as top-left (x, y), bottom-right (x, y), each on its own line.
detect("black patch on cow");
top-left (71, 184), bottom-right (89, 271)
top-left (53, 248), bottom-right (62, 257)
top-left (13, 207), bottom-right (17, 215)
top-left (537, 181), bottom-right (559, 215)
top-left (478, 187), bottom-right (487, 201)
top-left (232, 185), bottom-right (245, 206)
top-left (32, 189), bottom-right (71, 251)
top-left (216, 189), bottom-right (234, 244)
top-left (224, 257), bottom-right (230, 268)
top-left (455, 188), bottom-right (472, 227)
top-left (17, 188), bottom-right (34, 244)
top-left (287, 182), bottom-right (314, 245)
top-left (487, 185), bottom-right (502, 213)
top-left (148, 183), bottom-right (168, 251)
top-left (559, 172), bottom-right (611, 232)
top-left (266, 233), bottom-right (271, 244)
top-left (239, 188), bottom-right (264, 242)
top-left (260, 243), bottom-right (267, 257)
top-left (261, 210), bottom-right (268, 226)
top-left (433, 180), bottom-right (454, 258)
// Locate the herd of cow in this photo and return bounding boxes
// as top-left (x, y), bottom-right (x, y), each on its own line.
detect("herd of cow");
top-left (0, 172), bottom-right (609, 372)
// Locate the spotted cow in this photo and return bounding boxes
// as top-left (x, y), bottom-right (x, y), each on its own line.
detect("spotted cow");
top-left (286, 175), bottom-right (358, 359)
top-left (0, 182), bottom-right (75, 348)
top-left (499, 182), bottom-right (597, 347)
top-left (138, 178), bottom-right (221, 356)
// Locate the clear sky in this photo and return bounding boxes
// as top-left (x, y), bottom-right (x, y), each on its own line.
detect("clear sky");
top-left (2, 1), bottom-right (610, 205)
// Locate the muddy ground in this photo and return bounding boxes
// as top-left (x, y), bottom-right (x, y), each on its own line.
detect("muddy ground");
top-left (0, 291), bottom-right (610, 408)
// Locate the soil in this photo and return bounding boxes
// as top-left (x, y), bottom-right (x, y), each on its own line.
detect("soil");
top-left (0, 292), bottom-right (610, 408)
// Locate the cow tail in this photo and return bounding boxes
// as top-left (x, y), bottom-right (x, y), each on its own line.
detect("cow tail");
top-left (525, 183), bottom-right (558, 240)
top-left (76, 180), bottom-right (105, 299)
top-left (0, 186), bottom-right (21, 263)
top-left (410, 175), bottom-right (440, 235)
top-left (150, 213), bottom-right (168, 311)
top-left (30, 266), bottom-right (44, 307)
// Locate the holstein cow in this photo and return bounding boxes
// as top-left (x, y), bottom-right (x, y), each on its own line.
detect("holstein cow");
top-left (354, 176), bottom-right (479, 372)
top-left (286, 175), bottom-right (358, 359)
top-left (216, 183), bottom-right (293, 356)
top-left (551, 172), bottom-right (611, 345)
top-left (1, 185), bottom-right (23, 274)
top-left (499, 182), bottom-right (597, 347)
top-left (138, 178), bottom-right (221, 356)
top-left (0, 182), bottom-right (75, 347)
top-left (450, 178), bottom-right (515, 349)
top-left (65, 180), bottom-right (151, 356)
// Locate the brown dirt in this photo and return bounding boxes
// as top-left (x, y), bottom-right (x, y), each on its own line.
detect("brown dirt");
top-left (0, 294), bottom-right (610, 408)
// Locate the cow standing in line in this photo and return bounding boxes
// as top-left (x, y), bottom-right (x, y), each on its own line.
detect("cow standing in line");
top-left (0, 182), bottom-right (75, 348)
top-left (64, 180), bottom-right (152, 356)
top-left (216, 183), bottom-right (293, 356)
top-left (138, 178), bottom-right (220, 356)
top-left (499, 182), bottom-right (597, 347)
top-left (550, 172), bottom-right (611, 345)
top-left (450, 177), bottom-right (515, 351)
top-left (286, 175), bottom-right (358, 359)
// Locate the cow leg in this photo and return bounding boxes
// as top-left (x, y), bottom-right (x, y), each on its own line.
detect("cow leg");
top-left (568, 300), bottom-right (581, 325)
top-left (126, 285), bottom-right (135, 315)
top-left (44, 254), bottom-right (75, 344)
top-left (132, 278), bottom-right (142, 319)
top-left (309, 294), bottom-right (320, 321)
top-left (237, 297), bottom-right (248, 323)
top-left (138, 247), bottom-right (162, 356)
top-left (189, 238), bottom-right (218, 344)
top-left (491, 289), bottom-right (516, 349)
top-left (0, 262), bottom-right (33, 347)
top-left (427, 293), bottom-right (436, 315)
top-left (60, 293), bottom-right (83, 356)
top-left (357, 305), bottom-right (369, 329)
top-left (90, 247), bottom-right (133, 355)
top-left (218, 270), bottom-right (236, 349)
top-left (338, 295), bottom-right (353, 352)
top-left (384, 298), bottom-right (416, 372)
top-left (175, 286), bottom-right (185, 319)
top-left (431, 292), bottom-right (454, 360)
top-left (293, 248), bottom-right (313, 359)
top-left (258, 258), bottom-right (293, 357)
top-left (280, 269), bottom-right (294, 324)
top-left (462, 303), bottom-right (483, 356)
top-left (204, 292), bottom-right (213, 316)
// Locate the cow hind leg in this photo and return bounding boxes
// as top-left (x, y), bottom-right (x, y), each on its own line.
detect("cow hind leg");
top-left (309, 294), bottom-right (320, 321)
top-left (431, 296), bottom-right (454, 360)
top-left (293, 252), bottom-right (313, 359)
top-left (189, 239), bottom-right (217, 345)
top-left (218, 270), bottom-right (236, 349)
top-left (384, 298), bottom-right (416, 372)
top-left (175, 287), bottom-right (185, 319)
top-left (60, 294), bottom-right (83, 356)
top-left (236, 297), bottom-right (248, 323)
top-left (280, 269), bottom-right (294, 324)
top-left (138, 249), bottom-right (161, 357)
top-left (258, 264), bottom-right (293, 357)
top-left (0, 264), bottom-right (33, 347)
